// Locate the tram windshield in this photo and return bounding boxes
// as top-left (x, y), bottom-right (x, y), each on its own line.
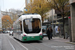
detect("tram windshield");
top-left (23, 18), bottom-right (41, 34)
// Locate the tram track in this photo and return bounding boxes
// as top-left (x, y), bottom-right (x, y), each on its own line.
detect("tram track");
top-left (8, 34), bottom-right (41, 50)
top-left (7, 34), bottom-right (28, 50)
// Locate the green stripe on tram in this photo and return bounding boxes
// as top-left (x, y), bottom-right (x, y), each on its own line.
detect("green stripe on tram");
top-left (22, 36), bottom-right (43, 41)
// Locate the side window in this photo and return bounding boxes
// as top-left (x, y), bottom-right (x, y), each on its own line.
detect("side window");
top-left (20, 21), bottom-right (22, 31)
top-left (13, 21), bottom-right (22, 33)
top-left (18, 21), bottom-right (22, 33)
top-left (13, 24), bottom-right (16, 33)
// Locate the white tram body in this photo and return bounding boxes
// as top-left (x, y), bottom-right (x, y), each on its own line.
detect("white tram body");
top-left (13, 14), bottom-right (43, 41)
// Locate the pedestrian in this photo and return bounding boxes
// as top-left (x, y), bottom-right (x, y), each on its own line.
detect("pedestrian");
top-left (58, 26), bottom-right (61, 37)
top-left (42, 29), bottom-right (45, 33)
top-left (50, 27), bottom-right (53, 39)
top-left (46, 28), bottom-right (50, 40)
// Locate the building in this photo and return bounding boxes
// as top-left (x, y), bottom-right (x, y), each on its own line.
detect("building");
top-left (9, 9), bottom-right (22, 21)
top-left (1, 9), bottom-right (22, 22)
top-left (44, 9), bottom-right (57, 22)
top-left (1, 11), bottom-right (13, 19)
top-left (69, 0), bottom-right (75, 42)
top-left (0, 10), bottom-right (3, 31)
top-left (25, 0), bottom-right (32, 7)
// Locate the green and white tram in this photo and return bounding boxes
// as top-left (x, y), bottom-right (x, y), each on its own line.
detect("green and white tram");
top-left (13, 14), bottom-right (43, 41)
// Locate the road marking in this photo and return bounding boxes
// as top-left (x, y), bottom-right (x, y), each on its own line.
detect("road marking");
top-left (2, 34), bottom-right (15, 50)
top-left (8, 35), bottom-right (28, 50)
top-left (1, 33), bottom-right (3, 50)
top-left (0, 35), bottom-right (2, 50)
top-left (0, 39), bottom-right (2, 50)
top-left (8, 40), bottom-right (15, 50)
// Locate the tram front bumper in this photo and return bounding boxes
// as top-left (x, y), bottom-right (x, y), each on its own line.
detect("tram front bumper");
top-left (22, 36), bottom-right (43, 41)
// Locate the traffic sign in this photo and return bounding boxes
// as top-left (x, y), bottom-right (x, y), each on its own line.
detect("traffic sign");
top-left (26, 9), bottom-right (27, 11)
top-left (7, 20), bottom-right (9, 21)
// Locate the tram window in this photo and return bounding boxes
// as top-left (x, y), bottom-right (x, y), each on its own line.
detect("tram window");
top-left (18, 21), bottom-right (22, 33)
top-left (20, 21), bottom-right (22, 33)
top-left (23, 18), bottom-right (41, 33)
top-left (13, 21), bottom-right (22, 33)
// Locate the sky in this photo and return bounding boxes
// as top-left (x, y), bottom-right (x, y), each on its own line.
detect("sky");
top-left (0, 0), bottom-right (26, 11)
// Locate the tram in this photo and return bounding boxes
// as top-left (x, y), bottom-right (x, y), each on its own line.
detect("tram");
top-left (13, 14), bottom-right (43, 41)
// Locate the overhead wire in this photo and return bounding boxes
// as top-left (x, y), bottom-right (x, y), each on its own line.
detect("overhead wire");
top-left (19, 2), bottom-right (25, 10)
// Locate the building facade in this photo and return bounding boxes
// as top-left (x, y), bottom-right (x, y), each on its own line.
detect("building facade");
top-left (0, 10), bottom-right (3, 31)
top-left (44, 9), bottom-right (57, 22)
top-left (25, 0), bottom-right (34, 7)
top-left (69, 0), bottom-right (75, 42)
top-left (1, 9), bottom-right (22, 22)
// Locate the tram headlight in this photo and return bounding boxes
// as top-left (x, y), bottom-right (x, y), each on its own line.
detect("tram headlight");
top-left (23, 34), bottom-right (26, 36)
top-left (40, 33), bottom-right (42, 36)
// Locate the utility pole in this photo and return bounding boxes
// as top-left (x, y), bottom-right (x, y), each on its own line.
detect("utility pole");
top-left (52, 9), bottom-right (54, 36)
top-left (52, 9), bottom-right (53, 29)
top-left (68, 17), bottom-right (72, 42)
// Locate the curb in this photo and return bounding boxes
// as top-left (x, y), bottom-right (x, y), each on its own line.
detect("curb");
top-left (66, 42), bottom-right (75, 45)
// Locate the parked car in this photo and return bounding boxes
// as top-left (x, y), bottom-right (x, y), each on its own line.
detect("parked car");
top-left (3, 31), bottom-right (5, 33)
top-left (5, 31), bottom-right (10, 33)
top-left (9, 31), bottom-right (13, 36)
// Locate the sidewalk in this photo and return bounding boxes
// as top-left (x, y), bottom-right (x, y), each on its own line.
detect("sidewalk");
top-left (44, 37), bottom-right (75, 45)
top-left (53, 37), bottom-right (75, 45)
top-left (52, 37), bottom-right (69, 42)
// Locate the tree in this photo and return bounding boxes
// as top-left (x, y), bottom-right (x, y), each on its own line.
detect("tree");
top-left (24, 0), bottom-right (51, 21)
top-left (49, 0), bottom-right (69, 39)
top-left (2, 15), bottom-right (13, 29)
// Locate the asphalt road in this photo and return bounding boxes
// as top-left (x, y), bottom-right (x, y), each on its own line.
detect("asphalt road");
top-left (0, 33), bottom-right (75, 50)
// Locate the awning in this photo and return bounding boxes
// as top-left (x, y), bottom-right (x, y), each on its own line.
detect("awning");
top-left (51, 22), bottom-right (63, 24)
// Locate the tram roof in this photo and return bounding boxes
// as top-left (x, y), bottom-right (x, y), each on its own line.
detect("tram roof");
top-left (21, 14), bottom-right (41, 18)
top-left (22, 13), bottom-right (38, 15)
top-left (13, 13), bottom-right (41, 25)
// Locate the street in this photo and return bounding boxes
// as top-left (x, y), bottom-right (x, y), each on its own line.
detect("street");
top-left (0, 33), bottom-right (75, 50)
top-left (0, 0), bottom-right (75, 50)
